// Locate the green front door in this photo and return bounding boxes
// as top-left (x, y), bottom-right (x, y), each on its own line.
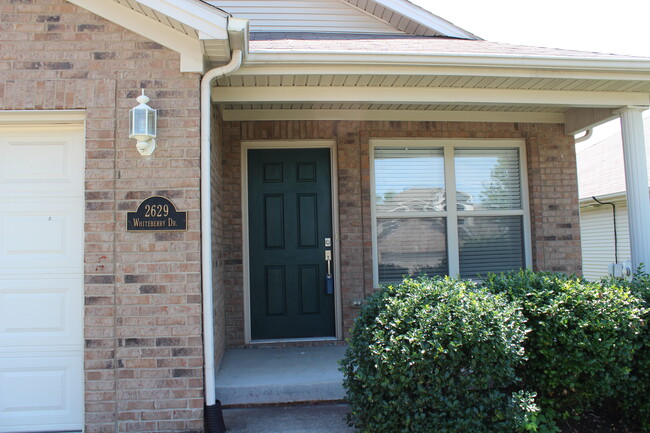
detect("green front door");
top-left (248, 148), bottom-right (335, 340)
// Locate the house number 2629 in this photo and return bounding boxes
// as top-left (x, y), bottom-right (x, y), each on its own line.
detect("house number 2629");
top-left (144, 204), bottom-right (169, 218)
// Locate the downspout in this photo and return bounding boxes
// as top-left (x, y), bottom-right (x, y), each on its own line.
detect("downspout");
top-left (201, 49), bottom-right (243, 413)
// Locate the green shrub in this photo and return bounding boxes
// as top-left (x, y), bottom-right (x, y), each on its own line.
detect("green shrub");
top-left (483, 270), bottom-right (644, 423)
top-left (602, 267), bottom-right (650, 431)
top-left (340, 277), bottom-right (537, 433)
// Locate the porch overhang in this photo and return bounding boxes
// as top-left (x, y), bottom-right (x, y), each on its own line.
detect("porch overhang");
top-left (212, 50), bottom-right (650, 129)
top-left (210, 47), bottom-right (650, 274)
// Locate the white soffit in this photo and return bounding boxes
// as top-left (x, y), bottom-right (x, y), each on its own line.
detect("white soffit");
top-left (343, 0), bottom-right (479, 39)
top-left (68, 0), bottom-right (231, 72)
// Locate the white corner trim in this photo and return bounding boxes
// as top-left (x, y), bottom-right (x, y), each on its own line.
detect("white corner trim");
top-left (365, 0), bottom-right (480, 39)
top-left (221, 109), bottom-right (564, 123)
top-left (66, 0), bottom-right (217, 73)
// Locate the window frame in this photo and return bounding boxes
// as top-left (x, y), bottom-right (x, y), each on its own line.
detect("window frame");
top-left (370, 138), bottom-right (532, 286)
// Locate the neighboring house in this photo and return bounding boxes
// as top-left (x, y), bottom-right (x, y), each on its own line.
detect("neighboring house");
top-left (1, 0), bottom-right (650, 432)
top-left (577, 116), bottom-right (650, 280)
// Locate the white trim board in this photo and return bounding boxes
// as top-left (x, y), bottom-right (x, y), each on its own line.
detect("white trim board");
top-left (214, 86), bottom-right (650, 107)
top-left (221, 109), bottom-right (565, 123)
top-left (240, 140), bottom-right (342, 344)
top-left (242, 53), bottom-right (650, 77)
top-left (0, 110), bottom-right (86, 126)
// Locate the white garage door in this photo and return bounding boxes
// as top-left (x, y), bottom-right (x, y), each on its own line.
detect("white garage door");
top-left (0, 124), bottom-right (84, 432)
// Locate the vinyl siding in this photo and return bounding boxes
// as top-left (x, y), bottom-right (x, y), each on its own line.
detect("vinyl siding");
top-left (209, 0), bottom-right (403, 33)
top-left (580, 200), bottom-right (631, 281)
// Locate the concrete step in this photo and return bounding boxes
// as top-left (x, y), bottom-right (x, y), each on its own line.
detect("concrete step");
top-left (222, 403), bottom-right (357, 433)
top-left (215, 346), bottom-right (347, 406)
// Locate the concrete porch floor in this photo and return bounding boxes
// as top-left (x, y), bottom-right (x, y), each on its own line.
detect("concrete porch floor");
top-left (215, 345), bottom-right (347, 406)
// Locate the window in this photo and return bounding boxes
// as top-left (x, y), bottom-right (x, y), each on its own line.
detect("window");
top-left (371, 140), bottom-right (531, 285)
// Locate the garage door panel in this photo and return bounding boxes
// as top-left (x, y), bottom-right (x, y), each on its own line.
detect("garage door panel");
top-left (0, 278), bottom-right (82, 348)
top-left (0, 355), bottom-right (83, 432)
top-left (0, 123), bottom-right (84, 433)
top-left (0, 130), bottom-right (84, 198)
top-left (5, 140), bottom-right (68, 181)
top-left (0, 201), bottom-right (84, 272)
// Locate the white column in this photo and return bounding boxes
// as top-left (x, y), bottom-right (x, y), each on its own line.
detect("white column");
top-left (618, 107), bottom-right (650, 274)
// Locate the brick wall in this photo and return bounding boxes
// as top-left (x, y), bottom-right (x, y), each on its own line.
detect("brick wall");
top-left (219, 120), bottom-right (582, 346)
top-left (0, 1), bottom-right (204, 432)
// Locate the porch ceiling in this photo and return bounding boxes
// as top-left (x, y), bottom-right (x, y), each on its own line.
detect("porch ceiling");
top-left (213, 72), bottom-right (650, 124)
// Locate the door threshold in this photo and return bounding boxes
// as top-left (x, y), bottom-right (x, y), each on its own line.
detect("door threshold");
top-left (249, 336), bottom-right (338, 345)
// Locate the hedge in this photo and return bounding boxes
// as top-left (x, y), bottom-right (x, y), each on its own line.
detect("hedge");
top-left (340, 277), bottom-right (537, 433)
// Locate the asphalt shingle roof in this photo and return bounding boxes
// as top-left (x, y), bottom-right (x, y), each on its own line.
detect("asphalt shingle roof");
top-left (577, 116), bottom-right (650, 199)
top-left (250, 32), bottom-right (647, 59)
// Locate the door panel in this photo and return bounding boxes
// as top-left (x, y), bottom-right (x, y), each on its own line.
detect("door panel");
top-left (0, 127), bottom-right (84, 433)
top-left (0, 354), bottom-right (83, 432)
top-left (248, 148), bottom-right (335, 340)
top-left (0, 200), bottom-right (83, 273)
top-left (0, 277), bottom-right (82, 348)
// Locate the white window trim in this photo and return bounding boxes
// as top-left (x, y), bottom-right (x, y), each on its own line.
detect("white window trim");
top-left (370, 138), bottom-right (532, 286)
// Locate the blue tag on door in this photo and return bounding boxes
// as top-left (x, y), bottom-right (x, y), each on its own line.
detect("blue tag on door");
top-left (326, 273), bottom-right (334, 295)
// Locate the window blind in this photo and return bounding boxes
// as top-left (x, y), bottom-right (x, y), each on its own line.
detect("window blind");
top-left (373, 143), bottom-right (527, 286)
top-left (374, 147), bottom-right (446, 214)
top-left (458, 216), bottom-right (525, 278)
top-left (455, 148), bottom-right (521, 210)
top-left (377, 218), bottom-right (448, 282)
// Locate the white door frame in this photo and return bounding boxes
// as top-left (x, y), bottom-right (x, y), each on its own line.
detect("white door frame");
top-left (241, 140), bottom-right (342, 344)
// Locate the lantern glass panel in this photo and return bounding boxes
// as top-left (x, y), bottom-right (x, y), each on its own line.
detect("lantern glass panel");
top-left (131, 108), bottom-right (148, 136)
top-left (146, 109), bottom-right (156, 137)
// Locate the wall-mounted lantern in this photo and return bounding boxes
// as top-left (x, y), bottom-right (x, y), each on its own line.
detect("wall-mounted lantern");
top-left (129, 89), bottom-right (157, 156)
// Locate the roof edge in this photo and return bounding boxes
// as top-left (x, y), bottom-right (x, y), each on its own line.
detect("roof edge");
top-left (244, 50), bottom-right (650, 75)
top-left (136, 0), bottom-right (229, 39)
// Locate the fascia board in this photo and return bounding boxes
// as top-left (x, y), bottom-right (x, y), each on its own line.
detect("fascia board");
top-left (213, 86), bottom-right (650, 107)
top-left (135, 0), bottom-right (229, 39)
top-left (243, 52), bottom-right (650, 80)
top-left (368, 0), bottom-right (480, 39)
